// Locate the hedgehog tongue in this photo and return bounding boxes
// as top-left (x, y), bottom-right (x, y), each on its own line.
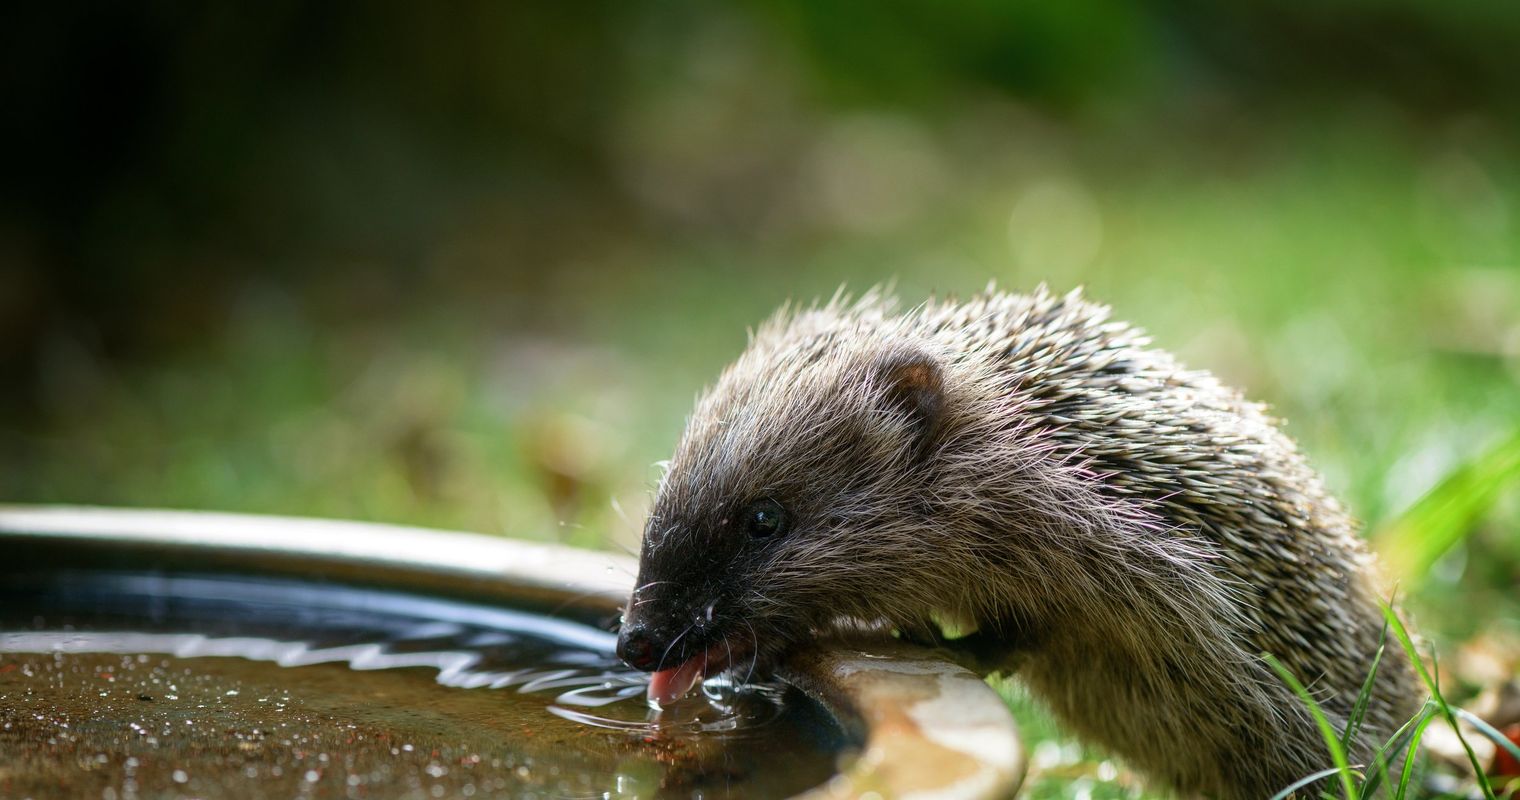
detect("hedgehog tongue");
top-left (647, 652), bottom-right (708, 708)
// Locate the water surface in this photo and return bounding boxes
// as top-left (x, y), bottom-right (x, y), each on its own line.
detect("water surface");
top-left (0, 572), bottom-right (846, 800)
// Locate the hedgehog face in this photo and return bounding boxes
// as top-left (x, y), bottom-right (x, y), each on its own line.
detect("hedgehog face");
top-left (617, 337), bottom-right (948, 705)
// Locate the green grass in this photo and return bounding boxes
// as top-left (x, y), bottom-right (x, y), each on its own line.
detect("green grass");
top-left (1377, 428), bottom-right (1520, 586)
top-left (1380, 602), bottom-right (1496, 798)
top-left (1252, 594), bottom-right (1520, 800)
top-left (1263, 652), bottom-right (1358, 799)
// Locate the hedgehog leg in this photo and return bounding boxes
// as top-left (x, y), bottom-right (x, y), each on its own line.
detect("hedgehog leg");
top-left (894, 619), bottom-right (947, 650)
top-left (898, 624), bottom-right (1023, 677)
top-left (940, 629), bottom-right (1026, 677)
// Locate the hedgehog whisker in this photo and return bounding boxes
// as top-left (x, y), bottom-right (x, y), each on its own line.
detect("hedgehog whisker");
top-left (655, 622), bottom-right (696, 673)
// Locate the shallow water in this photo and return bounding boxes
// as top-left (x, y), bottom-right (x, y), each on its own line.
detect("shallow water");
top-left (0, 572), bottom-right (846, 800)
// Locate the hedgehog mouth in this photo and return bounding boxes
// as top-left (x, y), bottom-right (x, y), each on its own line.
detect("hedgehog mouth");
top-left (646, 636), bottom-right (755, 708)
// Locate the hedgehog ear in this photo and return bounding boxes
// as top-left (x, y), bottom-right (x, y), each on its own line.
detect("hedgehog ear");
top-left (876, 350), bottom-right (945, 458)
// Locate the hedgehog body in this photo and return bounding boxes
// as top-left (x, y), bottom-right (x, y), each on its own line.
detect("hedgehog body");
top-left (617, 288), bottom-right (1422, 798)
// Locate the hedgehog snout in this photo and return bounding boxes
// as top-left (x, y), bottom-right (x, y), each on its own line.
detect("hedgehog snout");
top-left (617, 590), bottom-right (708, 672)
top-left (616, 620), bottom-right (661, 671)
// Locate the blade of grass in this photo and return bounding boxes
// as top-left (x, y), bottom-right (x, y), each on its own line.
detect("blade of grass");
top-left (1263, 652), bottom-right (1357, 800)
top-left (1342, 623), bottom-right (1388, 755)
top-left (1455, 707), bottom-right (1520, 764)
top-left (1393, 712), bottom-right (1438, 800)
top-left (1376, 427), bottom-right (1520, 586)
top-left (1379, 602), bottom-right (1496, 798)
top-left (1270, 766), bottom-right (1358, 800)
top-left (1360, 701), bottom-right (1436, 799)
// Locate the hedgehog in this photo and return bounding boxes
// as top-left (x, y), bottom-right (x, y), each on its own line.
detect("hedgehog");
top-left (615, 286), bottom-right (1423, 799)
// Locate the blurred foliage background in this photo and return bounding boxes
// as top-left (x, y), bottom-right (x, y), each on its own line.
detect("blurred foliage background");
top-left (2, 2), bottom-right (1518, 793)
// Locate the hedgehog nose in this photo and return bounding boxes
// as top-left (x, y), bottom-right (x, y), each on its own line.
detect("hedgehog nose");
top-left (617, 622), bottom-right (661, 672)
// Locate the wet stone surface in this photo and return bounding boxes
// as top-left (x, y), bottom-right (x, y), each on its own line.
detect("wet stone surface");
top-left (0, 573), bottom-right (846, 800)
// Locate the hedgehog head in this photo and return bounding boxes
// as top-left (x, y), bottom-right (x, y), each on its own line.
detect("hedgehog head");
top-left (616, 311), bottom-right (956, 703)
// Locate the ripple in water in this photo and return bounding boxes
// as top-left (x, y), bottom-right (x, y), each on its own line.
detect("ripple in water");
top-left (0, 628), bottom-right (790, 737)
top-left (0, 571), bottom-right (802, 740)
top-left (1, 570), bottom-right (845, 800)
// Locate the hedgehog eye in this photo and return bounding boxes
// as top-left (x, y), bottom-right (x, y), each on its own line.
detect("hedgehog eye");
top-left (741, 498), bottom-right (788, 539)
